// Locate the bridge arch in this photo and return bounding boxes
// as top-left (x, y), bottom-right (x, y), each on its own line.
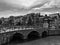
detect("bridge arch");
top-left (9, 32), bottom-right (24, 43)
top-left (27, 31), bottom-right (40, 40)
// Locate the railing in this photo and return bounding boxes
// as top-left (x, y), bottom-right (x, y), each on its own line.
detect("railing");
top-left (0, 26), bottom-right (34, 33)
top-left (0, 25), bottom-right (43, 33)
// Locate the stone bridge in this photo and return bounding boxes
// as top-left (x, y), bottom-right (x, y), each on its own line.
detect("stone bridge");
top-left (0, 27), bottom-right (48, 44)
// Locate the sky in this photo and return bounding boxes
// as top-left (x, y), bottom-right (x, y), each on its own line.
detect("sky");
top-left (0, 0), bottom-right (60, 17)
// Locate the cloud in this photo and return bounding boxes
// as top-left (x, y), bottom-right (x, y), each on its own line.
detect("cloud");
top-left (30, 0), bottom-right (60, 14)
top-left (0, 0), bottom-right (60, 17)
top-left (0, 0), bottom-right (49, 17)
top-left (0, 0), bottom-right (31, 17)
top-left (1, 0), bottom-right (37, 7)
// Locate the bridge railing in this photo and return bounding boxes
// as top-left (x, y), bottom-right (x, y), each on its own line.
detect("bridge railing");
top-left (0, 26), bottom-right (34, 33)
top-left (0, 25), bottom-right (43, 33)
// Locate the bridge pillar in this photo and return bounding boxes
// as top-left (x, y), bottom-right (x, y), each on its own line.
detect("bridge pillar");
top-left (24, 35), bottom-right (27, 39)
top-left (0, 33), bottom-right (8, 44)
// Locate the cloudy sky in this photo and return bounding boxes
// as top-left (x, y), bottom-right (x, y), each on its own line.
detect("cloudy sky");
top-left (0, 0), bottom-right (60, 17)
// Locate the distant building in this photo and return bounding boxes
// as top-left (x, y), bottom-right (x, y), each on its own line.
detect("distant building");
top-left (49, 13), bottom-right (60, 29)
top-left (43, 14), bottom-right (50, 28)
top-left (49, 13), bottom-right (59, 19)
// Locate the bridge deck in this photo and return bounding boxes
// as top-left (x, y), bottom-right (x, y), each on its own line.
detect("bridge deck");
top-left (0, 25), bottom-right (60, 34)
top-left (0, 26), bottom-right (43, 33)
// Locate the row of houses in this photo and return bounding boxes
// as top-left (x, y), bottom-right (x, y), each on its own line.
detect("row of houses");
top-left (0, 13), bottom-right (60, 29)
top-left (0, 13), bottom-right (40, 27)
top-left (43, 13), bottom-right (60, 30)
